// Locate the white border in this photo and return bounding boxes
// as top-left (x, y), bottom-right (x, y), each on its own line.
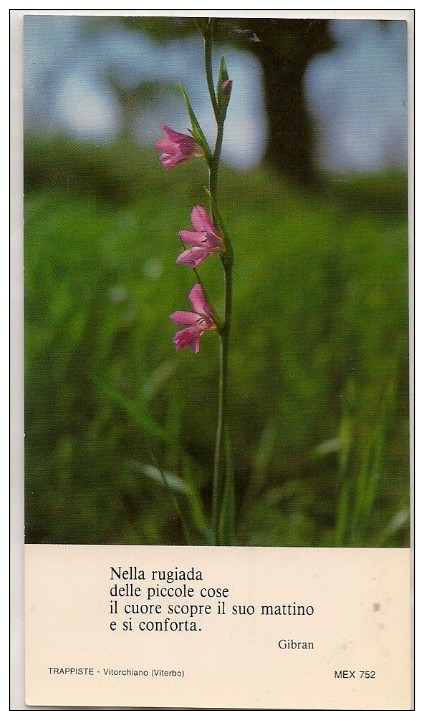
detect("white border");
top-left (10, 9), bottom-right (415, 710)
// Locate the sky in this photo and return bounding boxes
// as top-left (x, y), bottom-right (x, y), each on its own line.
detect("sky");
top-left (23, 15), bottom-right (408, 172)
top-left (306, 19), bottom-right (408, 171)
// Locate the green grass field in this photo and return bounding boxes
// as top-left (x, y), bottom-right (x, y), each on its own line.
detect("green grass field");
top-left (24, 135), bottom-right (410, 546)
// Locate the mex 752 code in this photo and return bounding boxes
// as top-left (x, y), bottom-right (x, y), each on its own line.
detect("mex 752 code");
top-left (334, 670), bottom-right (376, 679)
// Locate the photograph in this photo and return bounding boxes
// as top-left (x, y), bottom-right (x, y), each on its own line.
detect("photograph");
top-left (24, 12), bottom-right (410, 549)
top-left (19, 11), bottom-right (413, 710)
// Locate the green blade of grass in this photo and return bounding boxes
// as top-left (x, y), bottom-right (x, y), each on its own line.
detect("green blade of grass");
top-left (130, 458), bottom-right (192, 545)
top-left (97, 379), bottom-right (172, 443)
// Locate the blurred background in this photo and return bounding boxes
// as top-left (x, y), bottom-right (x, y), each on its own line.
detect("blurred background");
top-left (24, 15), bottom-right (410, 546)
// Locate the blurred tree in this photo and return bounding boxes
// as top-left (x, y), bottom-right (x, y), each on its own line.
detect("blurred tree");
top-left (224, 18), bottom-right (335, 184)
top-left (113, 16), bottom-right (335, 184)
top-left (105, 71), bottom-right (178, 141)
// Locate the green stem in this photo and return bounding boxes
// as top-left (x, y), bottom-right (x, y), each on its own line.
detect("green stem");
top-left (212, 336), bottom-right (224, 543)
top-left (209, 120), bottom-right (224, 205)
top-left (204, 19), bottom-right (234, 545)
top-left (212, 256), bottom-right (233, 544)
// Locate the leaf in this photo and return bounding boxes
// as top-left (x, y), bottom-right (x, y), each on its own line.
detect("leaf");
top-left (375, 509), bottom-right (410, 545)
top-left (312, 437), bottom-right (343, 458)
top-left (141, 359), bottom-right (177, 403)
top-left (97, 379), bottom-right (172, 443)
top-left (130, 459), bottom-right (192, 545)
top-left (180, 85), bottom-right (211, 162)
top-left (203, 187), bottom-right (229, 243)
top-left (218, 435), bottom-right (235, 545)
top-left (181, 459), bottom-right (211, 540)
top-left (128, 460), bottom-right (187, 494)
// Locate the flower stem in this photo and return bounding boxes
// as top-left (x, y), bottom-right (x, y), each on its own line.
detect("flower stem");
top-left (204, 18), bottom-right (234, 545)
top-left (209, 120), bottom-right (224, 204)
top-left (212, 255), bottom-right (233, 544)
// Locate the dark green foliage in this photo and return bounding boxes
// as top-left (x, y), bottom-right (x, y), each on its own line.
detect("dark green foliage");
top-left (24, 135), bottom-right (410, 546)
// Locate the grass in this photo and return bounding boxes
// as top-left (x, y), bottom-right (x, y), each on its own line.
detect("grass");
top-left (24, 134), bottom-right (410, 546)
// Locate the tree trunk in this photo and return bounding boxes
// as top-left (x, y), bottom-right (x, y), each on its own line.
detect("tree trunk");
top-left (224, 19), bottom-right (335, 185)
top-left (258, 46), bottom-right (315, 183)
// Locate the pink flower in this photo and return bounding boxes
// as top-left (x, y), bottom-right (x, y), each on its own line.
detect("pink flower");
top-left (221, 79), bottom-right (233, 94)
top-left (154, 125), bottom-right (201, 169)
top-left (177, 205), bottom-right (224, 268)
top-left (170, 283), bottom-right (216, 353)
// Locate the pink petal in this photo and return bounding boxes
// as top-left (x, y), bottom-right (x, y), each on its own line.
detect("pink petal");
top-left (190, 205), bottom-right (217, 236)
top-left (159, 125), bottom-right (198, 155)
top-left (178, 229), bottom-right (206, 246)
top-left (160, 125), bottom-right (187, 141)
top-left (173, 326), bottom-right (201, 353)
top-left (160, 155), bottom-right (180, 169)
top-left (154, 138), bottom-right (175, 151)
top-left (189, 283), bottom-right (213, 318)
top-left (169, 310), bottom-right (200, 325)
top-left (155, 126), bottom-right (200, 169)
top-left (176, 247), bottom-right (210, 268)
top-left (204, 232), bottom-right (222, 249)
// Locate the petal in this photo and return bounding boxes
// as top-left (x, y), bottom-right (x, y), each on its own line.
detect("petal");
top-left (176, 247), bottom-right (210, 268)
top-left (173, 326), bottom-right (201, 353)
top-left (160, 155), bottom-right (181, 169)
top-left (169, 310), bottom-right (200, 325)
top-left (161, 125), bottom-right (187, 141)
top-left (189, 283), bottom-right (213, 318)
top-left (178, 229), bottom-right (205, 246)
top-left (204, 232), bottom-right (223, 250)
top-left (190, 205), bottom-right (217, 236)
top-left (154, 138), bottom-right (176, 151)
top-left (188, 338), bottom-right (201, 353)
